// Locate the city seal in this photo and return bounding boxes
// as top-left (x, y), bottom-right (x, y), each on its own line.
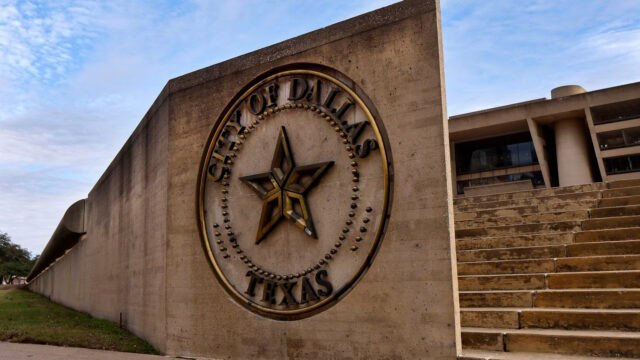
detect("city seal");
top-left (197, 66), bottom-right (392, 319)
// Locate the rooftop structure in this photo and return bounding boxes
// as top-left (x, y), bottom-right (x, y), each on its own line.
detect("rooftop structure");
top-left (449, 81), bottom-right (640, 196)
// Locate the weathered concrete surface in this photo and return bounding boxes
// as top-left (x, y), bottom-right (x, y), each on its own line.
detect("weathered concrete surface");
top-left (27, 199), bottom-right (86, 282)
top-left (28, 98), bottom-right (169, 350)
top-left (28, 0), bottom-right (458, 358)
top-left (164, 0), bottom-right (457, 358)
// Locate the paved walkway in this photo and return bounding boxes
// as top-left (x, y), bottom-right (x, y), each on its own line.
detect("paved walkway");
top-left (0, 342), bottom-right (214, 360)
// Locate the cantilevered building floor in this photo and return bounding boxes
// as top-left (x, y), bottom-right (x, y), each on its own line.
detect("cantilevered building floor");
top-left (450, 82), bottom-right (640, 197)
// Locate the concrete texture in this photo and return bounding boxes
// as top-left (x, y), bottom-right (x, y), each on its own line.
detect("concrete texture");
top-left (555, 118), bottom-right (594, 186)
top-left (164, 0), bottom-right (458, 358)
top-left (28, 1), bottom-right (459, 359)
top-left (28, 97), bottom-right (170, 350)
top-left (27, 199), bottom-right (86, 282)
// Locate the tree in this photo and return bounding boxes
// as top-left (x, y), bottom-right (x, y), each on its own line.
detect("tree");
top-left (0, 232), bottom-right (37, 284)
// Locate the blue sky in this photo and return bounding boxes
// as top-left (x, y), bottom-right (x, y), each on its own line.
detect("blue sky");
top-left (1, 0), bottom-right (640, 254)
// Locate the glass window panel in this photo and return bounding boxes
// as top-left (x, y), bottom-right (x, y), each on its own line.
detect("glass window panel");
top-left (626, 128), bottom-right (640, 147)
top-left (518, 142), bottom-right (532, 165)
top-left (598, 127), bottom-right (640, 150)
top-left (454, 133), bottom-right (538, 175)
top-left (599, 131), bottom-right (627, 150)
top-left (604, 154), bottom-right (640, 175)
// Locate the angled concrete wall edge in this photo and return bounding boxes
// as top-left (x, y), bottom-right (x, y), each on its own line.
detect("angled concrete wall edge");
top-left (435, 0), bottom-right (462, 354)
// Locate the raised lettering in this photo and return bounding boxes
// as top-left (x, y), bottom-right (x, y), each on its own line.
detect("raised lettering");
top-left (355, 139), bottom-right (379, 159)
top-left (345, 122), bottom-right (368, 144)
top-left (261, 279), bottom-right (278, 305)
top-left (245, 271), bottom-right (262, 297)
top-left (288, 78), bottom-right (308, 101)
top-left (323, 88), bottom-right (340, 111)
top-left (306, 78), bottom-right (322, 105)
top-left (335, 98), bottom-right (354, 124)
top-left (266, 83), bottom-right (279, 108)
top-left (300, 277), bottom-right (319, 304)
top-left (315, 270), bottom-right (333, 298)
top-left (225, 109), bottom-right (244, 133)
top-left (248, 92), bottom-right (266, 115)
top-left (207, 162), bottom-right (230, 182)
top-left (279, 281), bottom-right (299, 305)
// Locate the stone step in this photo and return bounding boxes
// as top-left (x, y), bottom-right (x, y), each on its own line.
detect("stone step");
top-left (458, 274), bottom-right (546, 291)
top-left (556, 254), bottom-right (640, 272)
top-left (458, 255), bottom-right (640, 276)
top-left (574, 227), bottom-right (640, 243)
top-left (459, 291), bottom-right (534, 308)
top-left (461, 308), bottom-right (640, 331)
top-left (455, 200), bottom-right (597, 221)
top-left (458, 259), bottom-right (556, 276)
top-left (455, 192), bottom-right (601, 213)
top-left (454, 183), bottom-right (604, 207)
top-left (457, 233), bottom-right (573, 251)
top-left (456, 221), bottom-right (582, 239)
top-left (590, 204), bottom-right (640, 218)
top-left (457, 245), bottom-right (566, 262)
top-left (521, 308), bottom-right (640, 332)
top-left (459, 349), bottom-right (625, 360)
top-left (460, 289), bottom-right (640, 309)
top-left (602, 186), bottom-right (640, 198)
top-left (456, 210), bottom-right (588, 230)
top-left (460, 270), bottom-right (640, 291)
top-left (461, 327), bottom-right (640, 357)
top-left (533, 289), bottom-right (640, 309)
top-left (583, 215), bottom-right (640, 230)
top-left (608, 179), bottom-right (640, 189)
top-left (547, 270), bottom-right (640, 289)
top-left (566, 240), bottom-right (640, 257)
top-left (459, 241), bottom-right (640, 263)
top-left (461, 309), bottom-right (520, 329)
top-left (598, 194), bottom-right (640, 207)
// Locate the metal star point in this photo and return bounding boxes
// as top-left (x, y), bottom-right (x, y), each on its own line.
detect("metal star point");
top-left (240, 126), bottom-right (334, 244)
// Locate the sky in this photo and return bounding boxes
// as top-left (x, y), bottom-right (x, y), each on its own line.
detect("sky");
top-left (1, 0), bottom-right (640, 255)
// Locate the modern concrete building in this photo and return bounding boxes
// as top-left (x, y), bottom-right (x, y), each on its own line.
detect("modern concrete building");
top-left (450, 82), bottom-right (640, 196)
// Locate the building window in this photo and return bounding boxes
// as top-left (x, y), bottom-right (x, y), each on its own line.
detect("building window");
top-left (598, 127), bottom-right (640, 150)
top-left (455, 133), bottom-right (538, 175)
top-left (456, 171), bottom-right (544, 195)
top-left (591, 98), bottom-right (640, 125)
top-left (604, 154), bottom-right (640, 175)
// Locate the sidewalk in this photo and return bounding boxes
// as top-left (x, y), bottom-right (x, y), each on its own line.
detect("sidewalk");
top-left (0, 342), bottom-right (213, 360)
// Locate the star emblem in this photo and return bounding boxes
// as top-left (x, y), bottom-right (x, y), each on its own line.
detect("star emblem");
top-left (240, 126), bottom-right (334, 244)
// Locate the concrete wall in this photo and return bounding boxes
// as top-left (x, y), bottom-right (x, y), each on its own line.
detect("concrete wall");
top-left (28, 97), bottom-right (169, 350)
top-left (164, 1), bottom-right (457, 358)
top-left (29, 1), bottom-right (458, 358)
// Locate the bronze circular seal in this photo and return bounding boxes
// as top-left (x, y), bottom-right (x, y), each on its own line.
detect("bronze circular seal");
top-left (197, 66), bottom-right (392, 320)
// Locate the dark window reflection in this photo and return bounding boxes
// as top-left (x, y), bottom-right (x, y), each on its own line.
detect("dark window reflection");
top-left (591, 99), bottom-right (640, 125)
top-left (456, 133), bottom-right (539, 175)
top-left (604, 154), bottom-right (640, 175)
top-left (598, 127), bottom-right (640, 150)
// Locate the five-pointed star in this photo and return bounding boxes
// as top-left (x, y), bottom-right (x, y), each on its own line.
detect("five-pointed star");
top-left (240, 126), bottom-right (334, 244)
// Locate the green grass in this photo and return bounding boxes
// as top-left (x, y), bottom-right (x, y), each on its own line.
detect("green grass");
top-left (0, 289), bottom-right (159, 354)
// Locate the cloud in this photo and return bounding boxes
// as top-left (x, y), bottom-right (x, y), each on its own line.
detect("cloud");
top-left (441, 0), bottom-right (640, 115)
top-left (0, 0), bottom-right (399, 254)
top-left (3, 0), bottom-right (639, 254)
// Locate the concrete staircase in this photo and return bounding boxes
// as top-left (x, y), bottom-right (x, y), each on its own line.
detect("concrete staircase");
top-left (455, 179), bottom-right (640, 359)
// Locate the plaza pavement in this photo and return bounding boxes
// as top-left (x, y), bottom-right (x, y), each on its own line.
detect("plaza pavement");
top-left (0, 342), bottom-right (220, 360)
